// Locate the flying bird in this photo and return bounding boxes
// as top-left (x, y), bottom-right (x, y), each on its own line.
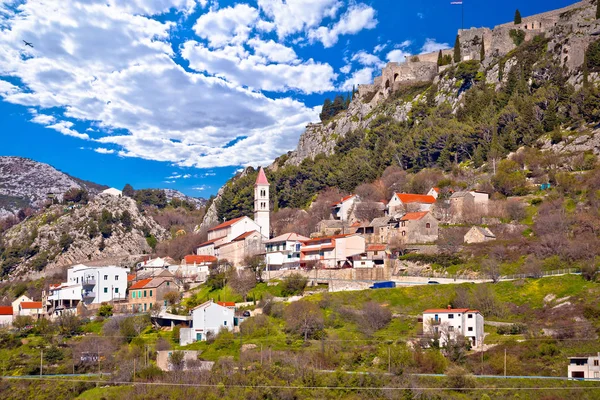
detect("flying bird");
top-left (23, 40), bottom-right (34, 48)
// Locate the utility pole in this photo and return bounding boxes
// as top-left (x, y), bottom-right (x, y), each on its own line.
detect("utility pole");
top-left (40, 350), bottom-right (43, 377)
top-left (388, 346), bottom-right (391, 374)
top-left (504, 348), bottom-right (507, 377)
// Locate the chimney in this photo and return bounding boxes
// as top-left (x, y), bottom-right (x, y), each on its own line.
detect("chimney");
top-left (447, 305), bottom-right (451, 310)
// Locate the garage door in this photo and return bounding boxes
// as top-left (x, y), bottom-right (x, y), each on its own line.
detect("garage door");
top-left (571, 371), bottom-right (585, 378)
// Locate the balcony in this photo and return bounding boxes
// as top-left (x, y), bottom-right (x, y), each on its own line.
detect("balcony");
top-left (82, 277), bottom-right (96, 286)
top-left (82, 291), bottom-right (96, 299)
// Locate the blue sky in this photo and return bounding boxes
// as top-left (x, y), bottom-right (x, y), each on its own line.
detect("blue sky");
top-left (0, 0), bottom-right (575, 198)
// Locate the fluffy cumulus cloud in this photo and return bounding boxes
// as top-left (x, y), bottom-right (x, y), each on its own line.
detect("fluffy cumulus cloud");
top-left (308, 3), bottom-right (377, 48)
top-left (0, 0), bottom-right (391, 169)
top-left (421, 38), bottom-right (450, 53)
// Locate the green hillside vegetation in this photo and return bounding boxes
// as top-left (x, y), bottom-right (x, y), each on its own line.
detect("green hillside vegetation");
top-left (1, 275), bottom-right (599, 399)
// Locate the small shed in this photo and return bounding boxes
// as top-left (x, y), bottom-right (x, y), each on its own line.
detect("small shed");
top-left (464, 226), bottom-right (496, 244)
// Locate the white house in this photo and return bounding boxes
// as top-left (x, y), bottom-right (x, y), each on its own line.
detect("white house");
top-left (12, 296), bottom-right (44, 319)
top-left (300, 233), bottom-right (366, 269)
top-left (568, 353), bottom-right (600, 380)
top-left (388, 193), bottom-right (436, 215)
top-left (427, 187), bottom-right (440, 199)
top-left (0, 306), bottom-right (13, 327)
top-left (12, 295), bottom-right (33, 315)
top-left (423, 307), bottom-right (484, 348)
top-left (331, 195), bottom-right (359, 222)
top-left (48, 264), bottom-right (128, 314)
top-left (179, 300), bottom-right (235, 345)
top-left (264, 233), bottom-right (310, 270)
top-left (168, 255), bottom-right (216, 282)
top-left (101, 187), bottom-right (122, 196)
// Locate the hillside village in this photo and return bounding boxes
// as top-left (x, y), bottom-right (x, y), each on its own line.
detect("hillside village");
top-left (3, 0), bottom-right (600, 398)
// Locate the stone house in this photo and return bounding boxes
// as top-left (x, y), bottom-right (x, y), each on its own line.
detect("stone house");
top-left (449, 191), bottom-right (489, 220)
top-left (216, 230), bottom-right (264, 267)
top-left (387, 193), bottom-right (437, 215)
top-left (423, 307), bottom-right (485, 348)
top-left (313, 219), bottom-right (346, 237)
top-left (128, 275), bottom-right (178, 313)
top-left (354, 216), bottom-right (398, 244)
top-left (180, 300), bottom-right (235, 345)
top-left (464, 226), bottom-right (496, 244)
top-left (396, 212), bottom-right (439, 244)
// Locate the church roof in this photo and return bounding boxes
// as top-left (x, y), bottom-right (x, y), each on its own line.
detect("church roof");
top-left (208, 217), bottom-right (246, 232)
top-left (255, 167), bottom-right (269, 185)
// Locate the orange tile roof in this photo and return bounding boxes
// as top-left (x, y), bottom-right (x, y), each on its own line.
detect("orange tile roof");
top-left (129, 278), bottom-right (153, 290)
top-left (0, 306), bottom-right (12, 315)
top-left (217, 301), bottom-right (236, 307)
top-left (208, 217), bottom-right (246, 232)
top-left (423, 308), bottom-right (480, 314)
top-left (302, 233), bottom-right (354, 244)
top-left (20, 301), bottom-right (43, 309)
top-left (332, 194), bottom-right (356, 206)
top-left (232, 231), bottom-right (259, 241)
top-left (184, 255), bottom-right (217, 264)
top-left (198, 236), bottom-right (226, 247)
top-left (367, 244), bottom-right (386, 251)
top-left (432, 187), bottom-right (440, 193)
top-left (255, 167), bottom-right (269, 185)
top-left (394, 193), bottom-right (436, 204)
top-left (127, 274), bottom-right (136, 282)
top-left (400, 211), bottom-right (429, 221)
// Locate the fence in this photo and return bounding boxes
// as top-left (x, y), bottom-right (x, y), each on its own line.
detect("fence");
top-left (500, 268), bottom-right (580, 281)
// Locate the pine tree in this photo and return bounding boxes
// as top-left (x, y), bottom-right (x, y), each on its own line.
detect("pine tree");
top-left (514, 9), bottom-right (522, 24)
top-left (454, 35), bottom-right (461, 63)
top-left (437, 50), bottom-right (443, 66)
top-left (480, 39), bottom-right (485, 63)
top-left (583, 52), bottom-right (590, 89)
top-left (597, 0), bottom-right (600, 19)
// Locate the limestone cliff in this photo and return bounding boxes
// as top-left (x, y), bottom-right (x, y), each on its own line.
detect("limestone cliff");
top-left (1, 194), bottom-right (167, 280)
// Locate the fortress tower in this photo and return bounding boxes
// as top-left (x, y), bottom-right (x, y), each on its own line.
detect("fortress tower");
top-left (254, 167), bottom-right (270, 238)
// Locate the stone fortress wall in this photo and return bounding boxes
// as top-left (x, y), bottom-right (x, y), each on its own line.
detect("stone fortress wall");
top-left (358, 0), bottom-right (595, 102)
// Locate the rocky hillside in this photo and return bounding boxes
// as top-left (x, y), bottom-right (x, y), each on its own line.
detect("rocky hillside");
top-left (0, 193), bottom-right (167, 279)
top-left (0, 156), bottom-right (107, 217)
top-left (163, 189), bottom-right (207, 209)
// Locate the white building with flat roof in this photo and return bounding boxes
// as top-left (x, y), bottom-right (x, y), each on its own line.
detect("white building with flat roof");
top-left (568, 353), bottom-right (600, 380)
top-left (265, 233), bottom-right (309, 269)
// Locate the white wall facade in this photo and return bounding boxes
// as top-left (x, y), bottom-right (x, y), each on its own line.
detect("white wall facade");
top-left (254, 182), bottom-right (270, 238)
top-left (181, 301), bottom-right (234, 345)
top-left (0, 315), bottom-right (13, 327)
top-left (423, 309), bottom-right (484, 348)
top-left (265, 240), bottom-right (303, 267)
top-left (61, 264), bottom-right (128, 304)
top-left (568, 354), bottom-right (600, 379)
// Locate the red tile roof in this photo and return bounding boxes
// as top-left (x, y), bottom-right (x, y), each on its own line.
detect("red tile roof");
top-left (232, 231), bottom-right (259, 241)
top-left (208, 217), bottom-right (246, 232)
top-left (20, 301), bottom-right (43, 309)
top-left (129, 278), bottom-right (153, 290)
top-left (217, 301), bottom-right (236, 307)
top-left (184, 255), bottom-right (217, 264)
top-left (367, 244), bottom-right (387, 251)
top-left (0, 306), bottom-right (12, 316)
top-left (423, 308), bottom-right (480, 314)
top-left (432, 187), bottom-right (440, 193)
top-left (400, 211), bottom-right (429, 221)
top-left (394, 193), bottom-right (436, 204)
top-left (302, 233), bottom-right (354, 244)
top-left (255, 167), bottom-right (269, 185)
top-left (198, 236), bottom-right (226, 247)
top-left (332, 194), bottom-right (356, 206)
top-left (127, 274), bottom-right (136, 282)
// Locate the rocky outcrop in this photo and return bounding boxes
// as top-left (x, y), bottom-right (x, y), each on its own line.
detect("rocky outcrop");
top-left (162, 189), bottom-right (206, 209)
top-left (2, 194), bottom-right (167, 279)
top-left (0, 156), bottom-right (107, 217)
top-left (540, 128), bottom-right (600, 156)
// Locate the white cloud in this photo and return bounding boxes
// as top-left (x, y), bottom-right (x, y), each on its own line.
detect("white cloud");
top-left (193, 4), bottom-right (259, 48)
top-left (257, 0), bottom-right (342, 39)
top-left (351, 50), bottom-right (384, 68)
top-left (182, 174), bottom-right (191, 178)
top-left (309, 4), bottom-right (377, 48)
top-left (181, 41), bottom-right (336, 93)
top-left (204, 172), bottom-right (216, 176)
top-left (421, 38), bottom-right (450, 53)
top-left (339, 67), bottom-right (374, 91)
top-left (94, 147), bottom-right (115, 154)
top-left (167, 173), bottom-right (182, 179)
top-left (386, 49), bottom-right (411, 63)
top-left (193, 185), bottom-right (210, 191)
top-left (0, 0), bottom-right (323, 168)
top-left (373, 43), bottom-right (387, 53)
top-left (396, 40), bottom-right (412, 49)
top-left (417, 12), bottom-right (424, 19)
top-left (30, 113), bottom-right (56, 125)
top-left (108, 0), bottom-right (196, 15)
top-left (247, 38), bottom-right (298, 63)
top-left (340, 64), bottom-right (351, 74)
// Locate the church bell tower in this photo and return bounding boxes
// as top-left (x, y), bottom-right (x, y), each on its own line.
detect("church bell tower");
top-left (254, 167), bottom-right (270, 238)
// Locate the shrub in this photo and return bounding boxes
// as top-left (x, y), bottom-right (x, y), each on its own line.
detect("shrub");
top-left (586, 39), bottom-right (600, 73)
top-left (172, 325), bottom-right (181, 344)
top-left (509, 29), bottom-right (525, 46)
top-left (97, 303), bottom-right (113, 317)
top-left (58, 233), bottom-right (74, 252)
top-left (496, 323), bottom-right (527, 335)
top-left (281, 273), bottom-right (308, 297)
top-left (455, 60), bottom-right (480, 81)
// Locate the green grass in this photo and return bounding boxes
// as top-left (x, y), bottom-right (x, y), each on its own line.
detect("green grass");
top-left (184, 282), bottom-right (284, 309)
top-left (76, 386), bottom-right (132, 400)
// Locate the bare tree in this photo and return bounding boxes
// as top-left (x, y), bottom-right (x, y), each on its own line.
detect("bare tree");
top-left (360, 301), bottom-right (392, 335)
top-left (354, 201), bottom-right (384, 222)
top-left (481, 257), bottom-right (501, 283)
top-left (169, 351), bottom-right (185, 371)
top-left (437, 228), bottom-right (464, 254)
top-left (244, 254), bottom-right (266, 283)
top-left (228, 269), bottom-right (256, 301)
top-left (355, 182), bottom-right (387, 202)
top-left (285, 301), bottom-right (324, 340)
top-left (505, 199), bottom-right (526, 222)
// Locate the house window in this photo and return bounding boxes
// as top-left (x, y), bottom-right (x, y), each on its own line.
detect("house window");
top-left (595, 360), bottom-right (599, 366)
top-left (401, 231), bottom-right (406, 236)
top-left (374, 251), bottom-right (378, 255)
top-left (468, 327), bottom-right (473, 332)
top-left (150, 290), bottom-right (153, 297)
top-left (224, 321), bottom-right (227, 326)
top-left (132, 292), bottom-right (136, 299)
top-left (144, 290), bottom-right (148, 297)
top-left (115, 276), bottom-right (119, 281)
top-left (138, 290), bottom-right (142, 298)
top-left (104, 275), bottom-right (108, 280)
top-left (426, 223), bottom-right (431, 229)
top-left (114, 288), bottom-right (119, 293)
top-left (401, 221), bottom-right (406, 227)
top-left (468, 314), bottom-right (473, 318)
top-left (166, 282), bottom-right (170, 286)
top-left (448, 314), bottom-right (454, 319)
top-left (448, 326), bottom-right (454, 331)
top-left (144, 303), bottom-right (147, 311)
top-left (103, 288), bottom-right (108, 293)
top-left (149, 303), bottom-right (152, 309)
